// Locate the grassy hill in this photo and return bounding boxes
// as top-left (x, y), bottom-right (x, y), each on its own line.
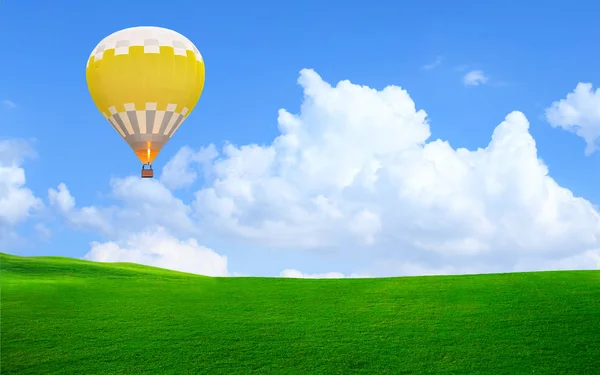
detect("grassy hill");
top-left (1, 252), bottom-right (599, 374)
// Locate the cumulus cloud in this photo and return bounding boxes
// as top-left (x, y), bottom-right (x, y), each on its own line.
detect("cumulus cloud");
top-left (109, 176), bottom-right (197, 235)
top-left (0, 139), bottom-right (43, 249)
top-left (160, 145), bottom-right (218, 190)
top-left (463, 70), bottom-right (488, 86)
top-left (48, 183), bottom-right (113, 234)
top-left (49, 180), bottom-right (222, 276)
top-left (49, 177), bottom-right (197, 237)
top-left (55, 69), bottom-right (600, 276)
top-left (185, 69), bottom-right (600, 273)
top-left (545, 82), bottom-right (600, 155)
top-left (513, 250), bottom-right (600, 272)
top-left (83, 227), bottom-right (228, 276)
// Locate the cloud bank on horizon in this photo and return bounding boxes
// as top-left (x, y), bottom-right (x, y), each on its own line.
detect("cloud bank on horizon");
top-left (2, 69), bottom-right (599, 277)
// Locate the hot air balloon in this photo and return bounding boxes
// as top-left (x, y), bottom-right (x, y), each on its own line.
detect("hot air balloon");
top-left (86, 26), bottom-right (205, 178)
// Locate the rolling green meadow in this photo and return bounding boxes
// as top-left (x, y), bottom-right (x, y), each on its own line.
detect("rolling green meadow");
top-left (1, 252), bottom-right (599, 374)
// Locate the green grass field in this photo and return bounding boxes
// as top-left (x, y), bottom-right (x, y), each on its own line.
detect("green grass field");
top-left (1, 252), bottom-right (599, 374)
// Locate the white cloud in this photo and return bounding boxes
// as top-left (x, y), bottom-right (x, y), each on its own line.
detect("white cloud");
top-left (545, 82), bottom-right (600, 155)
top-left (422, 56), bottom-right (443, 70)
top-left (49, 177), bottom-right (197, 237)
top-left (185, 69), bottom-right (600, 273)
top-left (55, 69), bottom-right (600, 277)
top-left (48, 183), bottom-right (113, 234)
top-left (0, 139), bottom-right (43, 249)
top-left (50, 180), bottom-right (223, 276)
top-left (463, 70), bottom-right (488, 86)
top-left (2, 100), bottom-right (17, 109)
top-left (513, 249), bottom-right (600, 272)
top-left (368, 250), bottom-right (600, 276)
top-left (0, 139), bottom-right (34, 165)
top-left (48, 183), bottom-right (75, 213)
top-left (280, 269), bottom-right (368, 278)
top-left (83, 227), bottom-right (228, 276)
top-left (160, 145), bottom-right (218, 190)
top-left (365, 260), bottom-right (490, 277)
top-left (109, 176), bottom-right (197, 235)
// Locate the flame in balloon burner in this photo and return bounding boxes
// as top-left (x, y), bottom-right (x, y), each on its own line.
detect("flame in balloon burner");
top-left (146, 141), bottom-right (151, 163)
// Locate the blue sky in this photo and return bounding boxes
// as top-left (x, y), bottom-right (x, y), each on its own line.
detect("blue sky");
top-left (1, 0), bottom-right (599, 277)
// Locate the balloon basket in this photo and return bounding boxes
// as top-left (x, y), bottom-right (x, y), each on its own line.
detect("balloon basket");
top-left (141, 164), bottom-right (154, 178)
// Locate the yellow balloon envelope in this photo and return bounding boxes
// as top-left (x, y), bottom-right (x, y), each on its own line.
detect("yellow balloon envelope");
top-left (86, 26), bottom-right (205, 177)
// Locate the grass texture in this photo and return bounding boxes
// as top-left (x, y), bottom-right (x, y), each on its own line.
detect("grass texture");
top-left (1, 252), bottom-right (599, 374)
